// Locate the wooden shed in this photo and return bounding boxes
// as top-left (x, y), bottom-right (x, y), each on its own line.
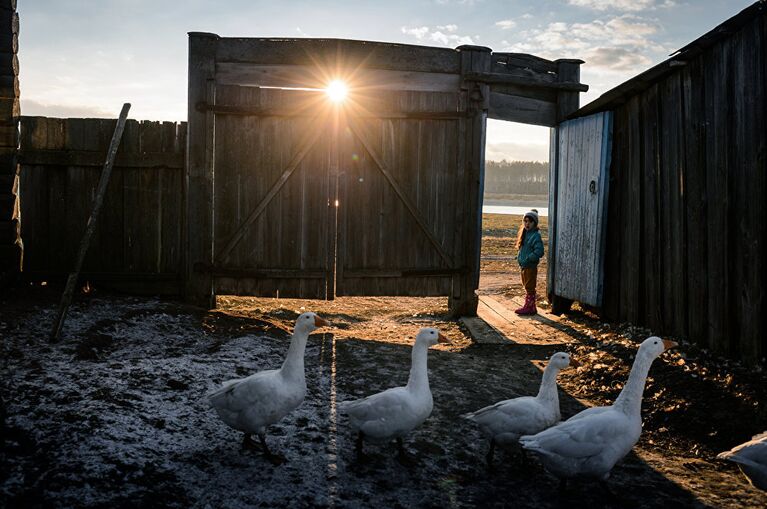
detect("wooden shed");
top-left (184, 35), bottom-right (587, 315)
top-left (548, 1), bottom-right (766, 364)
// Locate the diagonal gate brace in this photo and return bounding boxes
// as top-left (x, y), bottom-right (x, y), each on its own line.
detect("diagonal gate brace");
top-left (347, 118), bottom-right (455, 268)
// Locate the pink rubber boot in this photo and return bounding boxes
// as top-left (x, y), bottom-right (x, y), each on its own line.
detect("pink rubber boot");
top-left (515, 294), bottom-right (536, 315)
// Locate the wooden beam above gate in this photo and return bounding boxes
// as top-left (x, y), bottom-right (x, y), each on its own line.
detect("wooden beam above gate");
top-left (216, 63), bottom-right (462, 94)
top-left (195, 101), bottom-right (467, 119)
top-left (214, 37), bottom-right (462, 74)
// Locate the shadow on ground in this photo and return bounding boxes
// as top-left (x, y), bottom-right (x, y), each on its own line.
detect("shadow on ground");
top-left (2, 287), bottom-right (764, 507)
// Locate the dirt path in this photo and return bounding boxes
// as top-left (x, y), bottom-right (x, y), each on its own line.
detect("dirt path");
top-left (2, 207), bottom-right (767, 509)
top-left (2, 278), bottom-right (765, 508)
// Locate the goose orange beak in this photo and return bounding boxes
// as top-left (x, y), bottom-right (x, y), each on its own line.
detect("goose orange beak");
top-left (438, 333), bottom-right (449, 344)
top-left (569, 357), bottom-right (580, 368)
top-left (314, 316), bottom-right (329, 328)
top-left (662, 339), bottom-right (678, 350)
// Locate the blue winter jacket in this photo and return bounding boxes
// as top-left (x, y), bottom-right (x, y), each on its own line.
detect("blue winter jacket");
top-left (517, 228), bottom-right (544, 268)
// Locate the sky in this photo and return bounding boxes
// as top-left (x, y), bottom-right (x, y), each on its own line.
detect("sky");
top-left (15, 0), bottom-right (756, 162)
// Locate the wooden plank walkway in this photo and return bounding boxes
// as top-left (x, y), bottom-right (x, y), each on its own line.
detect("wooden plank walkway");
top-left (462, 294), bottom-right (575, 347)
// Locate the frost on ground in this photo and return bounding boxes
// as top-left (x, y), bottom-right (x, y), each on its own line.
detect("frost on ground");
top-left (1, 287), bottom-right (766, 508)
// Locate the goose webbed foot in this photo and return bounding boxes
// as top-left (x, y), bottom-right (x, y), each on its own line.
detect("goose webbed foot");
top-left (396, 437), bottom-right (417, 467)
top-left (260, 433), bottom-right (287, 465)
top-left (354, 432), bottom-right (372, 463)
top-left (265, 451), bottom-right (287, 466)
top-left (242, 433), bottom-right (263, 451)
top-left (519, 448), bottom-right (531, 469)
top-left (486, 439), bottom-right (496, 471)
top-left (599, 480), bottom-right (622, 503)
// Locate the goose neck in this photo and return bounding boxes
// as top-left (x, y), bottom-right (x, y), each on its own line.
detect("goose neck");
top-left (407, 341), bottom-right (430, 393)
top-left (536, 364), bottom-right (560, 404)
top-left (281, 329), bottom-right (309, 379)
top-left (614, 353), bottom-right (653, 416)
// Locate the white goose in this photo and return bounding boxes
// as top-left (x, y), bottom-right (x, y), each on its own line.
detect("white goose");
top-left (519, 336), bottom-right (676, 486)
top-left (717, 432), bottom-right (767, 491)
top-left (338, 327), bottom-right (448, 460)
top-left (208, 311), bottom-right (328, 464)
top-left (462, 352), bottom-right (578, 466)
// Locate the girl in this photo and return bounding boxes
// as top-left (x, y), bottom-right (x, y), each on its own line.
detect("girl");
top-left (515, 209), bottom-right (544, 315)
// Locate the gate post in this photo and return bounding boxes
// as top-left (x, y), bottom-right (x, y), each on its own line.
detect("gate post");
top-left (555, 59), bottom-right (584, 123)
top-left (451, 45), bottom-right (491, 317)
top-left (185, 32), bottom-right (218, 308)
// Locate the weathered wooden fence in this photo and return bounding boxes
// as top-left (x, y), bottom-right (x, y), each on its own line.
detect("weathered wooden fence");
top-left (595, 8), bottom-right (766, 362)
top-left (18, 116), bottom-right (186, 294)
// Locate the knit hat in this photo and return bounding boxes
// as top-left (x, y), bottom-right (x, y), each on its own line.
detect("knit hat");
top-left (524, 209), bottom-right (539, 225)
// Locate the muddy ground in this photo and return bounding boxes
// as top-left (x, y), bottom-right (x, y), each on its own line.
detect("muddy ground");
top-left (1, 214), bottom-right (766, 508)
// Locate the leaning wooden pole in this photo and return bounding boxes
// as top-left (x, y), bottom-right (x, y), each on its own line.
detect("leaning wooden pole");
top-left (49, 103), bottom-right (131, 342)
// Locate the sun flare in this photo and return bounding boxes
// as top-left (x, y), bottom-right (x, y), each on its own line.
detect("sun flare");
top-left (326, 80), bottom-right (348, 103)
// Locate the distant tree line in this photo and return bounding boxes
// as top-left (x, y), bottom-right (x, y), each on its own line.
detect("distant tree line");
top-left (485, 160), bottom-right (548, 195)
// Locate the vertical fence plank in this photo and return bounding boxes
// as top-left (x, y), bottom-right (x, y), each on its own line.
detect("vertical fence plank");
top-left (159, 122), bottom-right (183, 274)
top-left (682, 60), bottom-right (709, 349)
top-left (731, 19), bottom-right (765, 363)
top-left (638, 85), bottom-right (659, 331)
top-left (704, 41), bottom-right (730, 356)
top-left (17, 117), bottom-right (44, 273)
top-left (662, 75), bottom-right (688, 338)
top-left (620, 96), bottom-right (641, 324)
top-left (601, 109), bottom-right (622, 321)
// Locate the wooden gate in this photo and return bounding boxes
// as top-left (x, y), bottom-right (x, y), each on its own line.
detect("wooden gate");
top-left (209, 86), bottom-right (335, 299)
top-left (336, 90), bottom-right (465, 296)
top-left (201, 87), bottom-right (466, 300)
top-left (185, 35), bottom-right (586, 313)
top-left (548, 112), bottom-right (612, 307)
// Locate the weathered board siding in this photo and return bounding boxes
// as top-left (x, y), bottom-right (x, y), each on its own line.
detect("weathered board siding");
top-left (551, 112), bottom-right (612, 306)
top-left (337, 90), bottom-right (464, 297)
top-left (17, 116), bottom-right (186, 293)
top-left (601, 14), bottom-right (766, 363)
top-left (208, 85), bottom-right (465, 299)
top-left (211, 86), bottom-right (333, 299)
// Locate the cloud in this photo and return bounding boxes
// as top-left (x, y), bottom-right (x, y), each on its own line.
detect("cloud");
top-left (20, 99), bottom-right (115, 119)
top-left (435, 0), bottom-right (482, 5)
top-left (495, 19), bottom-right (517, 30)
top-left (567, 0), bottom-right (675, 11)
top-left (503, 15), bottom-right (665, 74)
top-left (401, 25), bottom-right (476, 46)
top-left (485, 141), bottom-right (549, 162)
top-left (586, 47), bottom-right (652, 71)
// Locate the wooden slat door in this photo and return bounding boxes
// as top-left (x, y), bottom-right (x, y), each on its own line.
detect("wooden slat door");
top-left (551, 111), bottom-right (612, 306)
top-left (335, 90), bottom-right (466, 296)
top-left (211, 85), bottom-right (335, 299)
